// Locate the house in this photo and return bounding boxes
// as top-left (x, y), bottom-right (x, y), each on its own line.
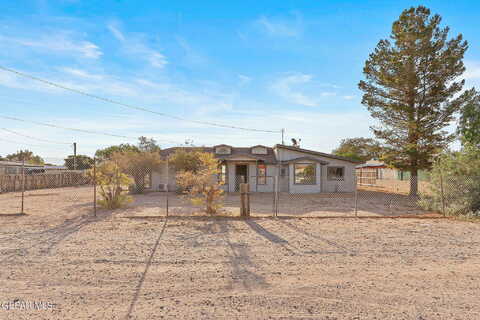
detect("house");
top-left (151, 144), bottom-right (360, 194)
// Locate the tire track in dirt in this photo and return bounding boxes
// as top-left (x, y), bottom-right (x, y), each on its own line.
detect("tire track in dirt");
top-left (124, 216), bottom-right (168, 320)
top-left (275, 218), bottom-right (358, 256)
top-left (193, 218), bottom-right (268, 293)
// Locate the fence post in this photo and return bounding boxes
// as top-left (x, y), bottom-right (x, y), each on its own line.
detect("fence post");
top-left (240, 183), bottom-right (250, 218)
top-left (21, 159), bottom-right (25, 214)
top-left (439, 168), bottom-right (446, 217)
top-left (93, 157), bottom-right (97, 217)
top-left (354, 174), bottom-right (358, 217)
top-left (166, 159), bottom-right (169, 217)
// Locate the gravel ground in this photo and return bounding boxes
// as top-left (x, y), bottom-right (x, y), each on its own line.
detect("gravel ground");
top-left (1, 188), bottom-right (478, 319)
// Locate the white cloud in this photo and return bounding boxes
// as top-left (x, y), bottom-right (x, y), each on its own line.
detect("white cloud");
top-left (176, 36), bottom-right (208, 67)
top-left (238, 74), bottom-right (251, 86)
top-left (107, 21), bottom-right (168, 69)
top-left (270, 73), bottom-right (318, 107)
top-left (107, 23), bottom-right (125, 41)
top-left (464, 61), bottom-right (480, 80)
top-left (320, 92), bottom-right (336, 97)
top-left (0, 33), bottom-right (102, 59)
top-left (343, 95), bottom-right (356, 100)
top-left (255, 12), bottom-right (303, 37)
top-left (60, 67), bottom-right (103, 80)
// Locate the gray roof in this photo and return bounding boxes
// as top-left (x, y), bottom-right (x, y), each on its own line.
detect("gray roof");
top-left (275, 144), bottom-right (363, 164)
top-left (160, 146), bottom-right (277, 164)
top-left (283, 156), bottom-right (329, 165)
top-left (356, 163), bottom-right (386, 168)
top-left (0, 161), bottom-right (43, 168)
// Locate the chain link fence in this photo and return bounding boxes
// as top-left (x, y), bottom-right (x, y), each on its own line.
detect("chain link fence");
top-left (1, 158), bottom-right (478, 218)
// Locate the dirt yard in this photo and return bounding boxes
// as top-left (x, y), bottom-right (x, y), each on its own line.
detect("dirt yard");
top-left (1, 188), bottom-right (478, 319)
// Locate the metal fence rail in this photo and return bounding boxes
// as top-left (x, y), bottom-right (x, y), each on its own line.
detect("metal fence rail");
top-left (1, 164), bottom-right (477, 218)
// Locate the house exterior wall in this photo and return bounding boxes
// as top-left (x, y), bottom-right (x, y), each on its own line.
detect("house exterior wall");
top-left (151, 162), bottom-right (176, 191)
top-left (321, 158), bottom-right (356, 192)
top-left (225, 161), bottom-right (276, 193)
top-left (288, 161), bottom-right (321, 194)
top-left (276, 147), bottom-right (356, 193)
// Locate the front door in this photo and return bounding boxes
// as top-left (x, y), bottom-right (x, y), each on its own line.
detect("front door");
top-left (235, 164), bottom-right (248, 191)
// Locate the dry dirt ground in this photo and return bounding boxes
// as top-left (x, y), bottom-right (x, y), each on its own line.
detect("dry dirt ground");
top-left (1, 187), bottom-right (479, 319)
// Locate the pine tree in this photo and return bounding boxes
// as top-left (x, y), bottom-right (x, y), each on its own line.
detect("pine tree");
top-left (359, 6), bottom-right (473, 196)
top-left (458, 90), bottom-right (480, 146)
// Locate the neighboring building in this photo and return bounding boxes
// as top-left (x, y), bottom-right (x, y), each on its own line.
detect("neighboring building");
top-left (356, 159), bottom-right (429, 185)
top-left (0, 161), bottom-right (44, 175)
top-left (151, 144), bottom-right (360, 194)
top-left (0, 161), bottom-right (69, 175)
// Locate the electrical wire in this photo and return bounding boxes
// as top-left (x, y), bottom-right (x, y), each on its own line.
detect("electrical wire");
top-left (0, 136), bottom-right (66, 149)
top-left (0, 115), bottom-right (183, 144)
top-left (1, 128), bottom-right (72, 145)
top-left (0, 65), bottom-right (281, 134)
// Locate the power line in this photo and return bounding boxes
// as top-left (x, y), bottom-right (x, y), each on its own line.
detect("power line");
top-left (0, 115), bottom-right (183, 144)
top-left (0, 65), bottom-right (281, 134)
top-left (1, 128), bottom-right (72, 145)
top-left (0, 136), bottom-right (63, 149)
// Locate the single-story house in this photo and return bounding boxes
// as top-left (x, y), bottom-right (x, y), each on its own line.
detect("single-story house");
top-left (151, 144), bottom-right (360, 194)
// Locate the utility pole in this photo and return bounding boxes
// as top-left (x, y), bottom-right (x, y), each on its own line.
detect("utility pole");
top-left (73, 142), bottom-right (77, 170)
top-left (281, 128), bottom-right (285, 145)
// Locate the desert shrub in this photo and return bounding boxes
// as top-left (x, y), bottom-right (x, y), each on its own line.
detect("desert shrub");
top-left (175, 152), bottom-right (224, 214)
top-left (112, 151), bottom-right (162, 194)
top-left (419, 144), bottom-right (480, 217)
top-left (88, 161), bottom-right (133, 209)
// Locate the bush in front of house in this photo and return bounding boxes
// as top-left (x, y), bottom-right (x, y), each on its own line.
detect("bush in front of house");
top-left (88, 161), bottom-right (133, 209)
top-left (175, 151), bottom-right (224, 214)
top-left (419, 144), bottom-right (480, 217)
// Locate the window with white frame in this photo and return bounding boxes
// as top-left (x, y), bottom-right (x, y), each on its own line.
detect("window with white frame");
top-left (257, 163), bottom-right (267, 185)
top-left (219, 163), bottom-right (227, 184)
top-left (327, 166), bottom-right (345, 181)
top-left (294, 163), bottom-right (316, 185)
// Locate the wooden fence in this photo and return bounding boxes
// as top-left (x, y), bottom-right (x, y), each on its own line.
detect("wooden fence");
top-left (0, 172), bottom-right (89, 193)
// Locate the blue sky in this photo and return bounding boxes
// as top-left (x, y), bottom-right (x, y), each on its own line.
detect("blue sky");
top-left (0, 0), bottom-right (479, 163)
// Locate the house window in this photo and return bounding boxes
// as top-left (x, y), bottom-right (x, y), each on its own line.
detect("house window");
top-left (257, 163), bottom-right (267, 185)
top-left (280, 167), bottom-right (287, 176)
top-left (327, 167), bottom-right (345, 181)
top-left (294, 163), bottom-right (316, 185)
top-left (219, 163), bottom-right (227, 184)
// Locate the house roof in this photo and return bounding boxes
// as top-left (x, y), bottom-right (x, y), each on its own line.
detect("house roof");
top-left (161, 144), bottom-right (359, 165)
top-left (356, 163), bottom-right (386, 169)
top-left (160, 146), bottom-right (277, 164)
top-left (274, 144), bottom-right (363, 164)
top-left (284, 156), bottom-right (329, 165)
top-left (0, 161), bottom-right (44, 168)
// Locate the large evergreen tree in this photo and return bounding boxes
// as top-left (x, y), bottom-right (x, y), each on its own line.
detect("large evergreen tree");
top-left (458, 91), bottom-right (480, 146)
top-left (359, 6), bottom-right (474, 196)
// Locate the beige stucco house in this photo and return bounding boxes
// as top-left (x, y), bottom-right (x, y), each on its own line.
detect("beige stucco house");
top-left (151, 144), bottom-right (360, 194)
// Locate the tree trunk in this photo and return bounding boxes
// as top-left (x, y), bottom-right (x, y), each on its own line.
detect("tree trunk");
top-left (409, 168), bottom-right (418, 197)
